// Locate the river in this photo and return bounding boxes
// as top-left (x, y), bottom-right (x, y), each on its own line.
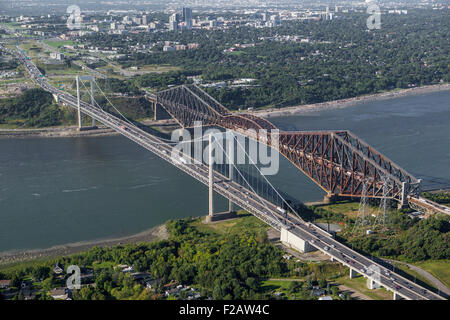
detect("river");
top-left (0, 90), bottom-right (449, 252)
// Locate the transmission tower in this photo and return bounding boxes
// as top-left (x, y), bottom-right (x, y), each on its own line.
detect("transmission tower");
top-left (374, 176), bottom-right (391, 230)
top-left (352, 180), bottom-right (370, 234)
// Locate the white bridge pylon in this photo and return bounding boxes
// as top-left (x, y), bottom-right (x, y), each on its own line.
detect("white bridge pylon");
top-left (76, 75), bottom-right (97, 130)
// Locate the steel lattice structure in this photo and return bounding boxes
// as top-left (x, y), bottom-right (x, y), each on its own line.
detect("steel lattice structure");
top-left (151, 84), bottom-right (421, 204)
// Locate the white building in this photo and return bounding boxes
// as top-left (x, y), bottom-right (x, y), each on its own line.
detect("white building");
top-left (50, 52), bottom-right (64, 61)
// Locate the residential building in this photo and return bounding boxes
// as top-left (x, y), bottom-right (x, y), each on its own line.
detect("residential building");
top-left (0, 280), bottom-right (11, 289)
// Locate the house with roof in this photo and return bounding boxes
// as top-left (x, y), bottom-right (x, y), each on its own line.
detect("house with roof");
top-left (53, 263), bottom-right (64, 275)
top-left (145, 278), bottom-right (162, 290)
top-left (0, 280), bottom-right (11, 289)
top-left (50, 287), bottom-right (71, 300)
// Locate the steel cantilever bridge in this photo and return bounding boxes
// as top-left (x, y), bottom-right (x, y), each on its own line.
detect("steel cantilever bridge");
top-left (151, 84), bottom-right (424, 208)
top-left (7, 44), bottom-right (447, 300)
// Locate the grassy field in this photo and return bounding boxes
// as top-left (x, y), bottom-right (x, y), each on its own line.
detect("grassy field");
top-left (0, 78), bottom-right (32, 85)
top-left (191, 211), bottom-right (269, 237)
top-left (314, 201), bottom-right (378, 218)
top-left (334, 275), bottom-right (393, 300)
top-left (126, 64), bottom-right (181, 73)
top-left (393, 263), bottom-right (437, 289)
top-left (260, 279), bottom-right (303, 298)
top-left (0, 22), bottom-right (25, 30)
top-left (43, 40), bottom-right (77, 49)
top-left (413, 260), bottom-right (450, 288)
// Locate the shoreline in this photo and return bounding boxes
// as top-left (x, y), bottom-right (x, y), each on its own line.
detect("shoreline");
top-left (250, 83), bottom-right (450, 118)
top-left (0, 125), bottom-right (119, 139)
top-left (0, 119), bottom-right (176, 139)
top-left (0, 224), bottom-right (169, 266)
top-left (0, 84), bottom-right (448, 138)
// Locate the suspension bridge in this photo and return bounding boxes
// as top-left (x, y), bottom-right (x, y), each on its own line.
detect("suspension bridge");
top-left (5, 45), bottom-right (448, 300)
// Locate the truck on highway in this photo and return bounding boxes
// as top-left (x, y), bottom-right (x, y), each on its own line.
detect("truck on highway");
top-left (276, 206), bottom-right (286, 214)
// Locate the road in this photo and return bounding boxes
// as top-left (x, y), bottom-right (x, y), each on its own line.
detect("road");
top-left (3, 44), bottom-right (446, 301)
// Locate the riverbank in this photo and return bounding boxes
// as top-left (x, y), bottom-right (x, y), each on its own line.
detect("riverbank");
top-left (0, 119), bottom-right (176, 139)
top-left (0, 224), bottom-right (169, 266)
top-left (252, 83), bottom-right (450, 118)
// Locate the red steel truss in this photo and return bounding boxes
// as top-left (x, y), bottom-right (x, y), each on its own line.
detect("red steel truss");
top-left (152, 84), bottom-right (421, 203)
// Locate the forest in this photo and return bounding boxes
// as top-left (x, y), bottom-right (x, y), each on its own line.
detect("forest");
top-left (0, 215), bottom-right (349, 300)
top-left (0, 88), bottom-right (64, 127)
top-left (311, 204), bottom-right (450, 262)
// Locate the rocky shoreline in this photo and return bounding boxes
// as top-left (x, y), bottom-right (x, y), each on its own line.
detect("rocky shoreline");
top-left (0, 224), bottom-right (169, 266)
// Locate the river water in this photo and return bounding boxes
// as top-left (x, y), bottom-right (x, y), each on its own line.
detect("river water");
top-left (0, 90), bottom-right (449, 252)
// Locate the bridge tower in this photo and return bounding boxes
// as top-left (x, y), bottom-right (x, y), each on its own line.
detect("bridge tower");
top-left (75, 75), bottom-right (98, 130)
top-left (205, 132), bottom-right (237, 223)
top-left (208, 134), bottom-right (214, 217)
top-left (227, 130), bottom-right (234, 213)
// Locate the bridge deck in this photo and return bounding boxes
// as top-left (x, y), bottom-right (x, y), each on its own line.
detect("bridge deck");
top-left (6, 44), bottom-right (446, 301)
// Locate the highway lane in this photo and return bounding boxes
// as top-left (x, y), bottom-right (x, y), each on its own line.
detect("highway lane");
top-left (5, 45), bottom-right (446, 301)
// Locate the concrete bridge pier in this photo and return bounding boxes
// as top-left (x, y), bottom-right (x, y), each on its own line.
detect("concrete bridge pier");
top-left (153, 102), bottom-right (171, 121)
top-left (393, 292), bottom-right (402, 300)
top-left (323, 193), bottom-right (339, 204)
top-left (367, 278), bottom-right (380, 289)
top-left (349, 268), bottom-right (358, 279)
top-left (280, 228), bottom-right (315, 253)
top-left (398, 182), bottom-right (409, 209)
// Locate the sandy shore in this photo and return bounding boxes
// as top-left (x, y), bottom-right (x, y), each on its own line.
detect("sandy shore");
top-left (0, 119), bottom-right (177, 139)
top-left (0, 224), bottom-right (169, 266)
top-left (0, 125), bottom-right (119, 139)
top-left (251, 83), bottom-right (450, 118)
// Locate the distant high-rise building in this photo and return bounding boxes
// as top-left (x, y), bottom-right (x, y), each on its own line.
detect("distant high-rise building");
top-left (326, 5), bottom-right (329, 14)
top-left (169, 21), bottom-right (178, 31)
top-left (169, 13), bottom-right (179, 23)
top-left (142, 15), bottom-right (148, 25)
top-left (270, 14), bottom-right (280, 26)
top-left (261, 12), bottom-right (268, 22)
top-left (182, 7), bottom-right (192, 29)
top-left (335, 5), bottom-right (339, 13)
